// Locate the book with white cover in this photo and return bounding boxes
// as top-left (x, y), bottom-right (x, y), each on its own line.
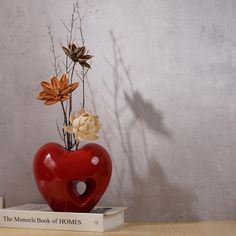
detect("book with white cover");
top-left (0, 202), bottom-right (126, 232)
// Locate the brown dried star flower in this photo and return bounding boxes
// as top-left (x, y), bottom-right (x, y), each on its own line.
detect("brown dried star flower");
top-left (62, 43), bottom-right (93, 68)
top-left (36, 74), bottom-right (79, 105)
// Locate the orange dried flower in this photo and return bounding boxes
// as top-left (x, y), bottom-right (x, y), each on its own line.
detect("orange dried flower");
top-left (37, 74), bottom-right (79, 105)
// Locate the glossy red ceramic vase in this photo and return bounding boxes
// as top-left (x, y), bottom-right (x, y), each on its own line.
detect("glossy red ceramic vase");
top-left (33, 142), bottom-right (112, 212)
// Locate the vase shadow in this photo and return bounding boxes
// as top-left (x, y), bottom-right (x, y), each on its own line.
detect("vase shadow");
top-left (125, 155), bottom-right (198, 221)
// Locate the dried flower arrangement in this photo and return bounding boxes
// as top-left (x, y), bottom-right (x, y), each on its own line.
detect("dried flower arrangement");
top-left (36, 1), bottom-right (100, 150)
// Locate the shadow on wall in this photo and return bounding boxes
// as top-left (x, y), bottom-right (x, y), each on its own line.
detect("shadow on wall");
top-left (122, 92), bottom-right (198, 221)
top-left (124, 91), bottom-right (172, 138)
top-left (89, 31), bottom-right (198, 221)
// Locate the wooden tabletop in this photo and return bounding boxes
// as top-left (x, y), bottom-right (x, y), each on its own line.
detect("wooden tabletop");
top-left (0, 221), bottom-right (235, 235)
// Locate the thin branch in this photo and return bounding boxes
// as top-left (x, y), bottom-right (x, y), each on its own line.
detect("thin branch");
top-left (82, 68), bottom-right (85, 108)
top-left (60, 101), bottom-right (69, 149)
top-left (57, 0), bottom-right (92, 150)
top-left (69, 62), bottom-right (76, 117)
top-left (57, 63), bottom-right (62, 75)
top-left (62, 59), bottom-right (73, 73)
top-left (81, 62), bottom-right (91, 108)
top-left (56, 119), bottom-right (65, 142)
top-left (62, 3), bottom-right (77, 76)
top-left (83, 66), bottom-right (90, 77)
top-left (62, 21), bottom-right (71, 33)
top-left (47, 25), bottom-right (60, 77)
top-left (75, 2), bottom-right (85, 45)
top-left (69, 4), bottom-right (77, 44)
top-left (75, 69), bottom-right (83, 82)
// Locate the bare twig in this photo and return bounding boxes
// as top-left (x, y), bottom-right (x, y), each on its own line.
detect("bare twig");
top-left (74, 1), bottom-right (88, 108)
top-left (56, 119), bottom-right (65, 141)
top-left (75, 69), bottom-right (83, 82)
top-left (82, 68), bottom-right (85, 108)
top-left (69, 62), bottom-right (76, 118)
top-left (62, 21), bottom-right (71, 33)
top-left (55, 0), bottom-right (93, 150)
top-left (69, 4), bottom-right (77, 44)
top-left (62, 3), bottom-right (77, 75)
top-left (81, 62), bottom-right (91, 108)
top-left (57, 63), bottom-right (62, 75)
top-left (83, 66), bottom-right (90, 77)
top-left (75, 1), bottom-right (85, 45)
top-left (47, 25), bottom-right (60, 77)
top-left (62, 60), bottom-right (73, 73)
top-left (60, 101), bottom-right (69, 149)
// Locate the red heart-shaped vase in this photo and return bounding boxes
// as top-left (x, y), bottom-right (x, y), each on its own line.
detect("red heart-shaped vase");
top-left (33, 142), bottom-right (112, 212)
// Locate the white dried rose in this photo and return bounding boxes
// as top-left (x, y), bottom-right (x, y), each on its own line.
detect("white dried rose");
top-left (64, 108), bottom-right (100, 141)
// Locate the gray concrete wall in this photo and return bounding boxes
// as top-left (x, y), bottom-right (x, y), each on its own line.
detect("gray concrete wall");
top-left (0, 0), bottom-right (236, 221)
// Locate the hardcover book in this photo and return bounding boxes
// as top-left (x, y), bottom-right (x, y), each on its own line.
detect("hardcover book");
top-left (0, 203), bottom-right (126, 232)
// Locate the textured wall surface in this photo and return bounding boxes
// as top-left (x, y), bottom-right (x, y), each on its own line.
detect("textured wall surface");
top-left (0, 0), bottom-right (236, 221)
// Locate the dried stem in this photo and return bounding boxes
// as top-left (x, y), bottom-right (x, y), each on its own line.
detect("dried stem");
top-left (75, 2), bottom-right (85, 46)
top-left (82, 68), bottom-right (85, 108)
top-left (68, 4), bottom-right (77, 44)
top-left (75, 69), bottom-right (83, 82)
top-left (81, 66), bottom-right (91, 108)
top-left (47, 25), bottom-right (60, 77)
top-left (63, 3), bottom-right (76, 74)
top-left (69, 62), bottom-right (76, 116)
top-left (75, 1), bottom-right (87, 108)
top-left (60, 101), bottom-right (69, 149)
top-left (62, 2), bottom-right (78, 150)
top-left (47, 25), bottom-right (68, 147)
top-left (51, 1), bottom-right (92, 150)
top-left (76, 142), bottom-right (80, 150)
top-left (56, 119), bottom-right (66, 146)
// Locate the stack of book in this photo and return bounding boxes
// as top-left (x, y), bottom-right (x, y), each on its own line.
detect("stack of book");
top-left (0, 199), bottom-right (126, 232)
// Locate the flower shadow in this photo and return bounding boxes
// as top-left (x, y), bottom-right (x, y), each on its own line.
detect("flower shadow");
top-left (124, 90), bottom-right (172, 138)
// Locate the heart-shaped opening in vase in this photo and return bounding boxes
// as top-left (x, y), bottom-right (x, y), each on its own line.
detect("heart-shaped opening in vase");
top-left (72, 181), bottom-right (87, 196)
